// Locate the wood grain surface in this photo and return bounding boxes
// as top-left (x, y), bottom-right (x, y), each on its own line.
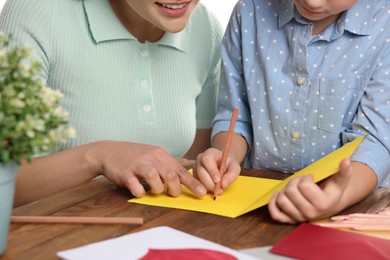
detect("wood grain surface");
top-left (1, 169), bottom-right (389, 260)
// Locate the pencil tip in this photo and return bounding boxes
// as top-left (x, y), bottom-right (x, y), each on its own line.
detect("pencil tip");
top-left (213, 196), bottom-right (217, 201)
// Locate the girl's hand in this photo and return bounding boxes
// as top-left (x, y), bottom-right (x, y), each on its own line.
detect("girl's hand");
top-left (194, 147), bottom-right (241, 195)
top-left (268, 158), bottom-right (353, 223)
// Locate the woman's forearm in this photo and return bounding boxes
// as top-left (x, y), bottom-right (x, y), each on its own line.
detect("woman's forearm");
top-left (14, 142), bottom-right (102, 207)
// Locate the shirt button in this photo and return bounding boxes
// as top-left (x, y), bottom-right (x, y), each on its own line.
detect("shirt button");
top-left (140, 49), bottom-right (148, 57)
top-left (140, 80), bottom-right (148, 88)
top-left (291, 131), bottom-right (300, 139)
top-left (297, 77), bottom-right (305, 86)
top-left (143, 104), bottom-right (151, 112)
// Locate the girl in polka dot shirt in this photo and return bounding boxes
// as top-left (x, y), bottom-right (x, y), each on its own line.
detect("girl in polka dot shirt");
top-left (195, 0), bottom-right (390, 223)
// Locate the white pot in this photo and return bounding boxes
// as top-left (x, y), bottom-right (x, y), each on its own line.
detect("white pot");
top-left (0, 162), bottom-right (19, 256)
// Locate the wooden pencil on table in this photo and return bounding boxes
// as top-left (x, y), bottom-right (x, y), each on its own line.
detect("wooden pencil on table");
top-left (11, 216), bottom-right (144, 225)
top-left (315, 222), bottom-right (390, 228)
top-left (315, 211), bottom-right (390, 231)
top-left (331, 213), bottom-right (390, 221)
top-left (351, 225), bottom-right (390, 231)
top-left (314, 222), bottom-right (359, 228)
top-left (214, 108), bottom-right (238, 200)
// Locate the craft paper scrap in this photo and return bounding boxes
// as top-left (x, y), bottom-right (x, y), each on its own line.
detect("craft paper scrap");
top-left (57, 226), bottom-right (258, 260)
top-left (270, 223), bottom-right (390, 260)
top-left (129, 136), bottom-right (364, 218)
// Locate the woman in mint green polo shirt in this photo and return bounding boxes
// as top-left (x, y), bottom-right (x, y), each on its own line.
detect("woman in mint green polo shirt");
top-left (0, 0), bottom-right (223, 206)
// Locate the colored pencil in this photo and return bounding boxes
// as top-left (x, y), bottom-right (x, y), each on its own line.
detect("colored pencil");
top-left (317, 211), bottom-right (390, 231)
top-left (214, 108), bottom-right (238, 200)
top-left (11, 216), bottom-right (144, 225)
top-left (335, 218), bottom-right (390, 223)
top-left (315, 222), bottom-right (390, 228)
top-left (331, 213), bottom-right (390, 221)
top-left (314, 222), bottom-right (360, 228)
top-left (351, 225), bottom-right (390, 231)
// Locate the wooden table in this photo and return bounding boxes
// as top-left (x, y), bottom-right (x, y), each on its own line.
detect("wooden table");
top-left (1, 169), bottom-right (389, 260)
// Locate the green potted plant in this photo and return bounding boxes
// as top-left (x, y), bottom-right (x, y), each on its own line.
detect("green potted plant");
top-left (0, 32), bottom-right (75, 255)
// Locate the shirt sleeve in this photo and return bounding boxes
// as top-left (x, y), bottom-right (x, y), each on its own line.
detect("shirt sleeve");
top-left (212, 3), bottom-right (253, 148)
top-left (343, 39), bottom-right (390, 187)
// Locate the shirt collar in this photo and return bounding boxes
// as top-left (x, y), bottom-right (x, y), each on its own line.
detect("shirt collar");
top-left (278, 0), bottom-right (295, 28)
top-left (278, 0), bottom-right (373, 37)
top-left (337, 0), bottom-right (373, 36)
top-left (83, 0), bottom-right (188, 52)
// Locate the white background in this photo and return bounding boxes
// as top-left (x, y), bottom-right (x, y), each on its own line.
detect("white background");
top-left (0, 0), bottom-right (237, 29)
top-left (202, 0), bottom-right (237, 28)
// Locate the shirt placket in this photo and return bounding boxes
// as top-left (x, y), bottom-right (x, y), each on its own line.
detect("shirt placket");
top-left (289, 25), bottom-right (311, 169)
top-left (137, 44), bottom-right (155, 122)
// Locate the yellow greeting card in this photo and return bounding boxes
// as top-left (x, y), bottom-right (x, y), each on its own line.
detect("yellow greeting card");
top-left (129, 136), bottom-right (364, 218)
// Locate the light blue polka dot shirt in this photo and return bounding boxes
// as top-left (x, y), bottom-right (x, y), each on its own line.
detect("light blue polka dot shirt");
top-left (212, 0), bottom-right (390, 187)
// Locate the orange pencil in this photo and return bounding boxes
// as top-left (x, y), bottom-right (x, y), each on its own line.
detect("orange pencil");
top-left (11, 216), bottom-right (144, 225)
top-left (214, 108), bottom-right (238, 200)
top-left (314, 222), bottom-right (390, 228)
top-left (351, 225), bottom-right (390, 231)
top-left (331, 213), bottom-right (390, 221)
top-left (313, 222), bottom-right (360, 228)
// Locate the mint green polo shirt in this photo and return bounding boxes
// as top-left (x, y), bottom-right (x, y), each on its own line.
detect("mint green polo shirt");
top-left (0, 0), bottom-right (223, 156)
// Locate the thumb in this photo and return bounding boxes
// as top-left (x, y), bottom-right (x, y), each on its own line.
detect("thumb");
top-left (321, 158), bottom-right (352, 193)
top-left (333, 158), bottom-right (353, 191)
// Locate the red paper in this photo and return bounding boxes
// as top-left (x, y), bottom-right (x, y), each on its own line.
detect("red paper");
top-left (140, 248), bottom-right (238, 260)
top-left (270, 223), bottom-right (390, 260)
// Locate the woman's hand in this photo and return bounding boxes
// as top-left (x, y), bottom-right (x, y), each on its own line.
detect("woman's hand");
top-left (91, 141), bottom-right (207, 198)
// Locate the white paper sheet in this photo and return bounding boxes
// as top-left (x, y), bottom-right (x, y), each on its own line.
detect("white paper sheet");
top-left (57, 226), bottom-right (259, 260)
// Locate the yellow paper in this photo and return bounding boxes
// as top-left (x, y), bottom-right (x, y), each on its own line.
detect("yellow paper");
top-left (129, 136), bottom-right (365, 218)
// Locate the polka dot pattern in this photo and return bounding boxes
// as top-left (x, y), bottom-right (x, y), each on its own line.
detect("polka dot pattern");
top-left (212, 0), bottom-right (390, 186)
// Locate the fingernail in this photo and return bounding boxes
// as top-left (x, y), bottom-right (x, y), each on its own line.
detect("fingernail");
top-left (196, 186), bottom-right (206, 195)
